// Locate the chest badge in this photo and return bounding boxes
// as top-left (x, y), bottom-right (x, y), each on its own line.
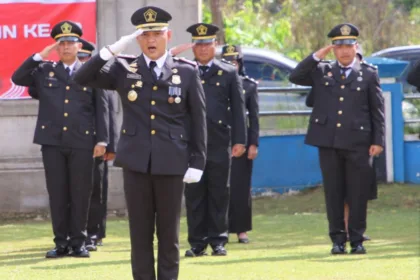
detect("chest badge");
top-left (127, 90), bottom-right (138, 102)
top-left (172, 75), bottom-right (181, 85)
top-left (327, 72), bottom-right (332, 77)
top-left (49, 71), bottom-right (55, 77)
top-left (135, 80), bottom-right (143, 88)
top-left (357, 77), bottom-right (363, 82)
top-left (172, 68), bottom-right (178, 74)
top-left (218, 70), bottom-right (223, 76)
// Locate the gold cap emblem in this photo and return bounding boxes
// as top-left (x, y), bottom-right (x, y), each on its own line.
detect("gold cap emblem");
top-left (144, 9), bottom-right (157, 23)
top-left (197, 25), bottom-right (208, 36)
top-left (340, 25), bottom-right (351, 36)
top-left (227, 45), bottom-right (235, 54)
top-left (61, 22), bottom-right (72, 34)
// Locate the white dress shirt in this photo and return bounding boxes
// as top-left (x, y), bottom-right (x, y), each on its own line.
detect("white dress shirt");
top-left (143, 51), bottom-right (169, 79)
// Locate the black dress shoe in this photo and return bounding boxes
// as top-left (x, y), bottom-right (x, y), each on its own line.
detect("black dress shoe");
top-left (45, 247), bottom-right (69, 258)
top-left (211, 245), bottom-right (227, 256)
top-left (350, 244), bottom-right (366, 254)
top-left (238, 238), bottom-right (249, 244)
top-left (331, 243), bottom-right (346, 255)
top-left (185, 247), bottom-right (207, 257)
top-left (86, 244), bottom-right (97, 252)
top-left (70, 247), bottom-right (90, 258)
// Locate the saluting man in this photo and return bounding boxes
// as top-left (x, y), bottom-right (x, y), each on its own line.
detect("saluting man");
top-left (12, 21), bottom-right (109, 258)
top-left (289, 23), bottom-right (384, 255)
top-left (74, 6), bottom-right (207, 280)
top-left (222, 44), bottom-right (259, 244)
top-left (184, 23), bottom-right (247, 257)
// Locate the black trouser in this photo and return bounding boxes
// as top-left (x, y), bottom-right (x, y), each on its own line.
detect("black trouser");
top-left (87, 157), bottom-right (108, 244)
top-left (318, 147), bottom-right (373, 247)
top-left (185, 146), bottom-right (230, 249)
top-left (123, 169), bottom-right (184, 280)
top-left (229, 151), bottom-right (253, 234)
top-left (41, 145), bottom-right (93, 249)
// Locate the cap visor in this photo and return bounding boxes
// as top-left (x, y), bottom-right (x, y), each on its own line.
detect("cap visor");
top-left (57, 36), bottom-right (79, 42)
top-left (222, 55), bottom-right (238, 61)
top-left (142, 26), bottom-right (168, 32)
top-left (192, 38), bottom-right (215, 44)
top-left (332, 39), bottom-right (357, 45)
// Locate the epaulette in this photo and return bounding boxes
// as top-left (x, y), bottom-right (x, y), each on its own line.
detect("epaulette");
top-left (173, 56), bottom-right (196, 66)
top-left (221, 58), bottom-right (235, 66)
top-left (243, 75), bottom-right (258, 84)
top-left (361, 60), bottom-right (378, 69)
top-left (117, 53), bottom-right (137, 64)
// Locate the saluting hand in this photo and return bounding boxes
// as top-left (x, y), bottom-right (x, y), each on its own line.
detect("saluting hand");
top-left (93, 145), bottom-right (106, 158)
top-left (369, 145), bottom-right (383, 157)
top-left (247, 145), bottom-right (258, 160)
top-left (314, 45), bottom-right (335, 60)
top-left (39, 42), bottom-right (59, 60)
top-left (232, 144), bottom-right (246, 158)
top-left (169, 43), bottom-right (194, 56)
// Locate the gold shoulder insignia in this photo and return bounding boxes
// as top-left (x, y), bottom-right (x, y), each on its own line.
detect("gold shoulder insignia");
top-left (173, 57), bottom-right (196, 66)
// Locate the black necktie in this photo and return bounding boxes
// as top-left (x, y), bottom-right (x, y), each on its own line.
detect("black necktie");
top-left (199, 65), bottom-right (209, 76)
top-left (65, 67), bottom-right (71, 77)
top-left (339, 67), bottom-right (351, 79)
top-left (149, 61), bottom-right (158, 81)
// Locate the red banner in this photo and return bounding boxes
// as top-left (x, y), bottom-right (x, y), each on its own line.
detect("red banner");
top-left (0, 0), bottom-right (96, 99)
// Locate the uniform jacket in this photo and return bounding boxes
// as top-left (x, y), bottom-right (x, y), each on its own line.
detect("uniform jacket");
top-left (73, 54), bottom-right (207, 175)
top-left (12, 56), bottom-right (108, 150)
top-left (289, 54), bottom-right (385, 151)
top-left (200, 59), bottom-right (247, 148)
top-left (241, 76), bottom-right (259, 146)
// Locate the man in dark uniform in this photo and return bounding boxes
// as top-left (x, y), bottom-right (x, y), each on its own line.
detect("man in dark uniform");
top-left (74, 6), bottom-right (207, 280)
top-left (289, 23), bottom-right (385, 255)
top-left (12, 21), bottom-right (109, 258)
top-left (184, 23), bottom-right (247, 257)
top-left (221, 44), bottom-right (259, 244)
top-left (305, 45), bottom-right (375, 242)
top-left (75, 38), bottom-right (120, 251)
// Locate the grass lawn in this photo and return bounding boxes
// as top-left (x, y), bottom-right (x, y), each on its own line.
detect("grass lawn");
top-left (0, 184), bottom-right (419, 280)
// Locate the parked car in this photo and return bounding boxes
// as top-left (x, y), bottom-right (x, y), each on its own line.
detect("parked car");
top-left (371, 45), bottom-right (420, 93)
top-left (216, 46), bottom-right (298, 88)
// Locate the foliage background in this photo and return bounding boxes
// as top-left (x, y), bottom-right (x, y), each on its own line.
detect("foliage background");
top-left (203, 0), bottom-right (420, 61)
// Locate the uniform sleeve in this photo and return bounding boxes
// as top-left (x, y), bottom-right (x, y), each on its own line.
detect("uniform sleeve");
top-left (230, 70), bottom-right (247, 145)
top-left (187, 68), bottom-right (207, 171)
top-left (28, 86), bottom-right (39, 100)
top-left (407, 60), bottom-right (420, 88)
top-left (368, 71), bottom-right (385, 147)
top-left (107, 90), bottom-right (120, 153)
top-left (11, 55), bottom-right (42, 87)
top-left (73, 54), bottom-right (117, 90)
top-left (247, 82), bottom-right (259, 146)
top-left (94, 88), bottom-right (110, 145)
top-left (289, 53), bottom-right (320, 86)
top-left (305, 88), bottom-right (314, 108)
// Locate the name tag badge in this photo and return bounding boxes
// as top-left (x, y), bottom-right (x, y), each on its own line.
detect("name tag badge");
top-left (127, 73), bottom-right (142, 79)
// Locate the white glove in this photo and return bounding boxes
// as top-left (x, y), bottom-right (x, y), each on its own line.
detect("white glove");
top-left (183, 168), bottom-right (203, 184)
top-left (99, 29), bottom-right (144, 60)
